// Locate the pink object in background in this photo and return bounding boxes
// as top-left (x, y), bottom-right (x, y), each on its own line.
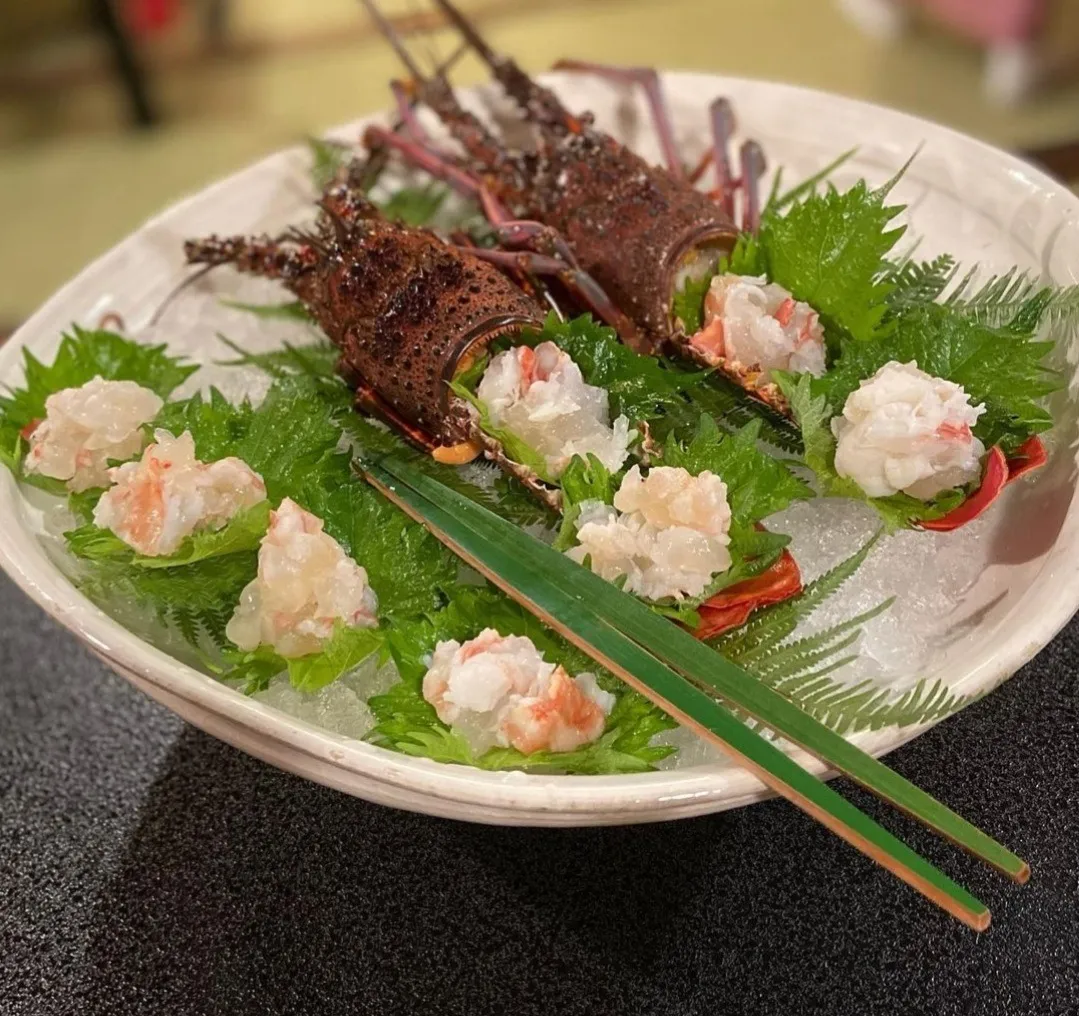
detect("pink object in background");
top-left (837, 0), bottom-right (1061, 104)
top-left (914, 0), bottom-right (1048, 44)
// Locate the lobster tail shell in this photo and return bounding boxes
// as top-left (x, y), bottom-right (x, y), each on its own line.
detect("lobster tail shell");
top-left (306, 223), bottom-right (544, 449)
top-left (519, 135), bottom-right (738, 353)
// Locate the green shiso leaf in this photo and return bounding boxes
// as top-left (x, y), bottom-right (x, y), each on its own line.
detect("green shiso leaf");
top-left (223, 623), bottom-right (386, 696)
top-left (296, 455), bottom-right (457, 619)
top-left (659, 415), bottom-right (811, 523)
top-left (0, 326), bottom-right (197, 474)
top-left (671, 272), bottom-right (712, 336)
top-left (155, 375), bottom-right (347, 503)
top-left (816, 303), bottom-right (1059, 454)
top-left (65, 499), bottom-right (271, 569)
top-left (286, 622), bottom-right (386, 695)
top-left (151, 385), bottom-right (256, 461)
top-left (553, 452), bottom-right (617, 552)
top-left (368, 587), bottom-right (676, 774)
top-left (672, 169), bottom-right (906, 346)
top-left (759, 171), bottom-right (907, 345)
top-left (529, 313), bottom-right (691, 424)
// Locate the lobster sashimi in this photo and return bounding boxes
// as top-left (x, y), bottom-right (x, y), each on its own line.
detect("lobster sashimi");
top-left (424, 314), bottom-right (813, 634)
top-left (185, 169), bottom-right (807, 639)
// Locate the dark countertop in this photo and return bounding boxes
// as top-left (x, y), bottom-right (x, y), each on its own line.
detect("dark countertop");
top-left (2, 571), bottom-right (1078, 1016)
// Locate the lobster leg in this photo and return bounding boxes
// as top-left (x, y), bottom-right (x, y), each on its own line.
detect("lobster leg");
top-left (688, 147), bottom-right (715, 185)
top-left (709, 98), bottom-right (765, 234)
top-left (709, 98), bottom-right (738, 221)
top-left (357, 0), bottom-right (508, 173)
top-left (354, 40), bottom-right (468, 192)
top-left (551, 60), bottom-right (683, 178)
top-left (428, 0), bottom-right (581, 135)
top-left (475, 189), bottom-right (579, 267)
top-left (389, 79), bottom-right (433, 144)
top-left (363, 124), bottom-right (504, 212)
top-left (740, 141), bottom-right (766, 235)
top-left (459, 246), bottom-right (640, 342)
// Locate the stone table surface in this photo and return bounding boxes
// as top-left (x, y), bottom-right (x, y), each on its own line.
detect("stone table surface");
top-left (2, 571), bottom-right (1078, 1016)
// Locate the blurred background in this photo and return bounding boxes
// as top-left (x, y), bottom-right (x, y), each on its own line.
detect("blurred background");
top-left (0, 0), bottom-right (1077, 333)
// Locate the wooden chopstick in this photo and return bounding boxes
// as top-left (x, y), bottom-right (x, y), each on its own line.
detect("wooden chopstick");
top-left (364, 460), bottom-right (998, 929)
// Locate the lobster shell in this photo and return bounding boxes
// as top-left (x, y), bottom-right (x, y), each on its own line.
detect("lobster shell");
top-left (511, 133), bottom-right (738, 353)
top-left (312, 222), bottom-right (543, 447)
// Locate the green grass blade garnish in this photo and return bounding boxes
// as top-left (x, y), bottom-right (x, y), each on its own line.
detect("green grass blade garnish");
top-left (364, 456), bottom-right (996, 928)
top-left (371, 452), bottom-right (1028, 890)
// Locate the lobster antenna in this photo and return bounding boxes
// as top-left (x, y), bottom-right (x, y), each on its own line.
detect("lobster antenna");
top-left (285, 225), bottom-right (329, 254)
top-left (357, 0), bottom-right (429, 83)
top-left (356, 38), bottom-right (467, 193)
top-left (428, 0), bottom-right (499, 68)
top-left (148, 263), bottom-right (216, 327)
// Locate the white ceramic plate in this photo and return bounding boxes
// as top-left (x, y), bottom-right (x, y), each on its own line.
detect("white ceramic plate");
top-left (2, 73), bottom-right (1078, 826)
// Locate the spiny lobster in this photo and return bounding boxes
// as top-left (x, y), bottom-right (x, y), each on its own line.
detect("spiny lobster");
top-left (355, 0), bottom-right (1047, 533)
top-left (185, 166), bottom-right (551, 499)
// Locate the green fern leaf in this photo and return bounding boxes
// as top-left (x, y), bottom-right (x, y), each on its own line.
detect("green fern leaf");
top-left (219, 299), bottom-right (316, 326)
top-left (944, 267), bottom-right (1079, 342)
top-left (712, 532), bottom-right (882, 659)
top-left (883, 253), bottom-right (959, 312)
top-left (745, 598), bottom-right (893, 674)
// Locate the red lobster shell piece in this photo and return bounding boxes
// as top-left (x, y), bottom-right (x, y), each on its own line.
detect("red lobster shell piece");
top-left (917, 437), bottom-right (1048, 533)
top-left (184, 178), bottom-right (544, 455)
top-left (694, 548), bottom-right (803, 642)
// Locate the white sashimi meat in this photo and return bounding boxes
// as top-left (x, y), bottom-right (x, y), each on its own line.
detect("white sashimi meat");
top-left (227, 498), bottom-right (379, 658)
top-left (690, 274), bottom-right (826, 382)
top-left (422, 628), bottom-right (615, 755)
top-left (93, 429), bottom-right (266, 556)
top-left (23, 376), bottom-right (163, 492)
top-left (567, 465), bottom-right (733, 601)
top-left (476, 342), bottom-right (633, 477)
top-left (832, 360), bottom-right (987, 499)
